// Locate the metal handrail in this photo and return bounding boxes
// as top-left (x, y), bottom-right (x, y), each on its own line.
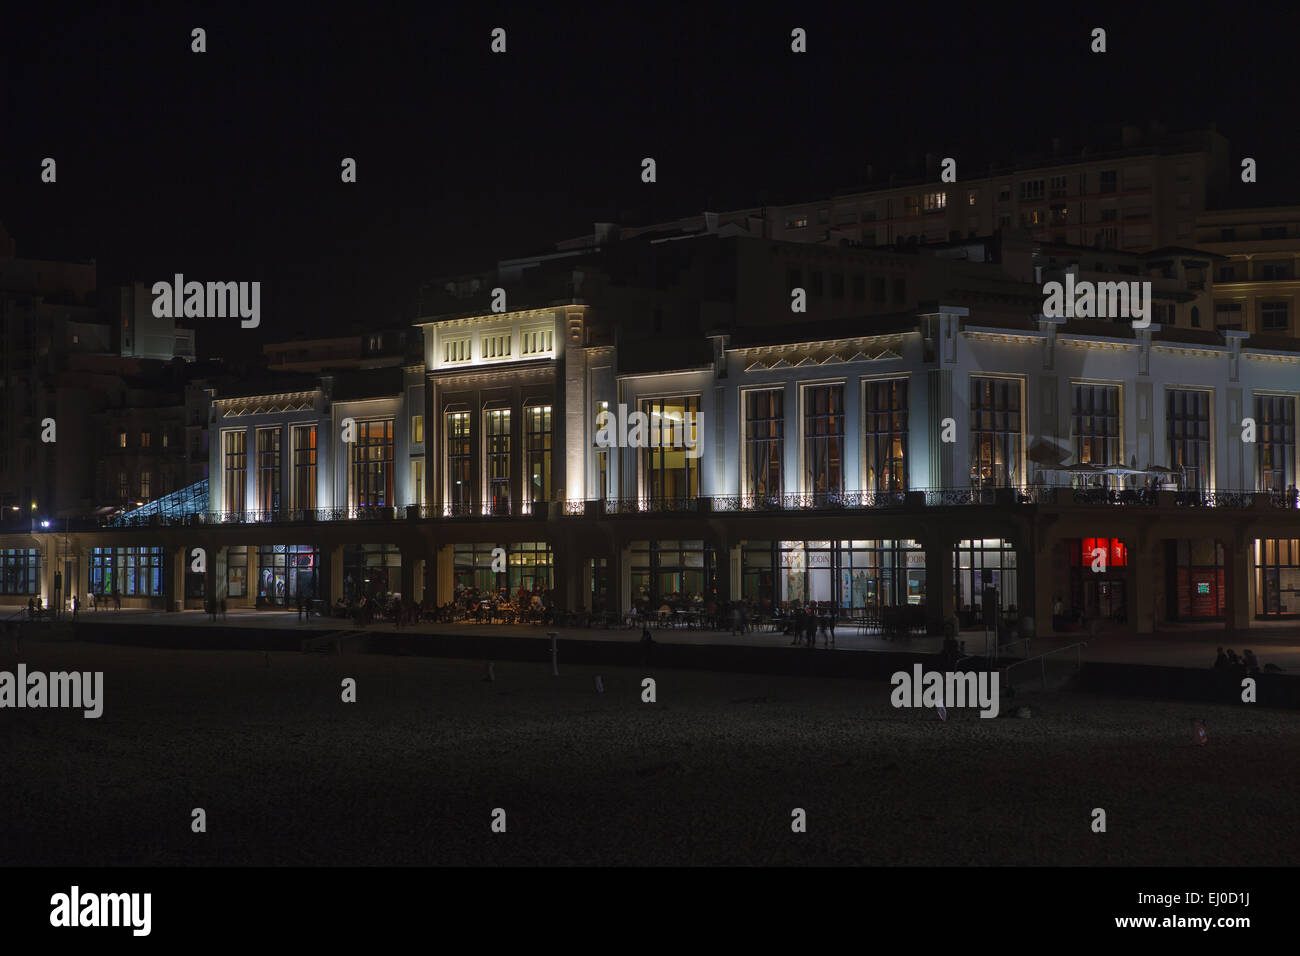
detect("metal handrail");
top-left (1002, 641), bottom-right (1088, 691)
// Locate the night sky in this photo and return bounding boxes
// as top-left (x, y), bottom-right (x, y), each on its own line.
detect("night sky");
top-left (2, 2), bottom-right (1295, 356)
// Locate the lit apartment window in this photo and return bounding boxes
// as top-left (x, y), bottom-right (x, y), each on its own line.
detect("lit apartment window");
top-left (350, 420), bottom-right (394, 510)
top-left (1167, 390), bottom-right (1212, 490)
top-left (256, 427), bottom-right (281, 515)
top-left (923, 191), bottom-right (947, 212)
top-left (481, 332), bottom-right (511, 360)
top-left (863, 378), bottom-right (908, 492)
top-left (1072, 384), bottom-right (1120, 482)
top-left (525, 405), bottom-right (552, 507)
top-left (292, 425), bottom-right (317, 510)
top-left (1256, 395), bottom-right (1296, 493)
top-left (745, 389), bottom-right (783, 498)
top-left (140, 471), bottom-right (151, 498)
top-left (141, 432), bottom-right (152, 448)
top-left (1262, 302), bottom-right (1289, 331)
top-left (485, 409), bottom-right (511, 514)
top-left (967, 189), bottom-right (979, 206)
top-left (411, 414), bottom-right (424, 444)
top-left (784, 216), bottom-right (809, 229)
top-left (443, 337), bottom-right (471, 364)
top-left (446, 411), bottom-right (472, 512)
top-left (970, 377), bottom-right (1022, 488)
top-left (520, 328), bottom-right (554, 356)
top-left (411, 459), bottom-right (425, 507)
top-left (162, 432), bottom-right (169, 448)
top-left (803, 385), bottom-right (844, 496)
top-left (118, 430), bottom-right (127, 448)
top-left (223, 431), bottom-right (246, 512)
top-left (641, 397), bottom-right (700, 501)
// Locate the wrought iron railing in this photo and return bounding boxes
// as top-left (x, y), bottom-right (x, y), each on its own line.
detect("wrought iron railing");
top-left (78, 488), bottom-right (1300, 529)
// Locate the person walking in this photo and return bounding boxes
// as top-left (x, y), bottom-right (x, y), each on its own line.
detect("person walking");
top-left (71, 594), bottom-right (79, 620)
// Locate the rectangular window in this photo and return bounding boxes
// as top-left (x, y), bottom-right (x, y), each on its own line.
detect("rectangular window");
top-left (1019, 179), bottom-right (1044, 201)
top-left (1256, 396), bottom-right (1296, 493)
top-left (446, 411), bottom-right (472, 513)
top-left (1167, 389), bottom-right (1212, 491)
top-left (292, 425), bottom-right (317, 511)
top-left (141, 432), bottom-right (152, 448)
top-left (256, 427), bottom-right (281, 516)
top-left (1260, 262), bottom-right (1294, 280)
top-left (1215, 302), bottom-right (1243, 330)
top-left (745, 389), bottom-right (784, 499)
top-left (1072, 384), bottom-right (1121, 482)
top-left (1218, 266), bottom-right (1236, 282)
top-left (863, 378), bottom-right (908, 492)
top-left (905, 196), bottom-right (921, 217)
top-left (852, 274), bottom-right (865, 300)
top-left (525, 404), bottom-right (552, 507)
top-left (803, 384), bottom-right (845, 497)
top-left (1099, 170), bottom-right (1117, 194)
top-left (872, 276), bottom-right (886, 303)
top-left (411, 414), bottom-right (424, 445)
top-left (118, 430), bottom-right (127, 448)
top-left (350, 419), bottom-right (394, 511)
top-left (784, 216), bottom-right (809, 229)
top-left (830, 273), bottom-right (844, 299)
top-left (641, 397), bottom-right (700, 502)
top-left (970, 377), bottom-right (1023, 488)
top-left (411, 458), bottom-right (425, 507)
top-left (443, 336), bottom-right (471, 364)
top-left (481, 332), bottom-right (511, 360)
top-left (119, 471), bottom-right (129, 499)
top-left (967, 189), bottom-right (979, 206)
top-left (923, 191), bottom-right (947, 212)
top-left (485, 409), bottom-right (511, 515)
top-left (223, 430), bottom-right (247, 513)
top-left (140, 471), bottom-right (151, 498)
top-left (520, 328), bottom-right (554, 356)
top-left (1262, 302), bottom-right (1289, 331)
top-left (1261, 226), bottom-right (1287, 240)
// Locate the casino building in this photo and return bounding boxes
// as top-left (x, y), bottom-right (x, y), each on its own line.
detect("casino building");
top-left (5, 226), bottom-right (1300, 642)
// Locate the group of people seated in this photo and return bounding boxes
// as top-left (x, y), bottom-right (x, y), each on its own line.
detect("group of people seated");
top-left (1213, 647), bottom-right (1282, 675)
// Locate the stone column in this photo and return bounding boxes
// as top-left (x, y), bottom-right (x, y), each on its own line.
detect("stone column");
top-left (1222, 536), bottom-right (1251, 633)
top-left (922, 531), bottom-right (954, 635)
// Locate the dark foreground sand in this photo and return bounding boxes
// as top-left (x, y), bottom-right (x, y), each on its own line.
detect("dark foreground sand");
top-left (1, 640), bottom-right (1296, 866)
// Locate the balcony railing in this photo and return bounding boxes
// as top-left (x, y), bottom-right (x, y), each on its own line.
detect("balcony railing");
top-left (74, 488), bottom-right (1300, 530)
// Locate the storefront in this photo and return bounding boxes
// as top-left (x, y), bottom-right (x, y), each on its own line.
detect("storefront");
top-left (629, 539), bottom-right (719, 611)
top-left (740, 539), bottom-right (925, 613)
top-left (257, 544), bottom-right (320, 606)
top-left (1255, 538), bottom-right (1300, 617)
top-left (453, 542), bottom-right (553, 599)
top-left (1067, 537), bottom-right (1127, 621)
top-left (343, 543), bottom-right (401, 600)
top-left (954, 538), bottom-right (1018, 625)
top-left (1166, 539), bottom-right (1224, 620)
top-left (89, 546), bottom-right (164, 597)
top-left (0, 548), bottom-right (41, 596)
